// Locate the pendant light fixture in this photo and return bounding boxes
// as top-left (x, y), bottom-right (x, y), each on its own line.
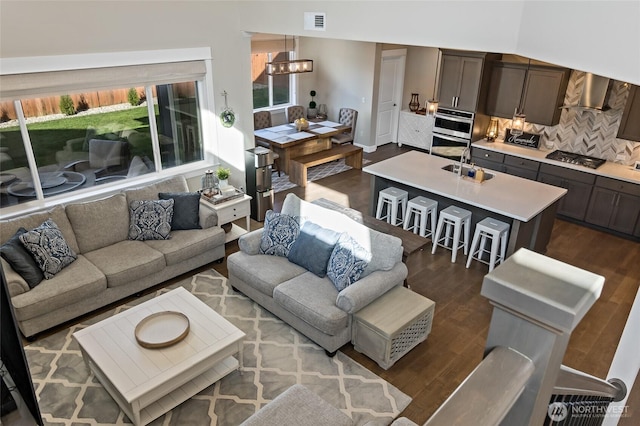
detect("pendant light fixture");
top-left (426, 49), bottom-right (441, 116)
top-left (511, 58), bottom-right (531, 136)
top-left (265, 35), bottom-right (313, 76)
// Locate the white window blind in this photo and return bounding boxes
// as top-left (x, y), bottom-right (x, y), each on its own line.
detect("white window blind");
top-left (0, 60), bottom-right (206, 101)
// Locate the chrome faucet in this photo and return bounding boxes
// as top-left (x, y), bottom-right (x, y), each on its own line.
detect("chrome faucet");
top-left (458, 147), bottom-right (470, 176)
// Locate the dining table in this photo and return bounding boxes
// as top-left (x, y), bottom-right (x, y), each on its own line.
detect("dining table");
top-left (254, 120), bottom-right (351, 175)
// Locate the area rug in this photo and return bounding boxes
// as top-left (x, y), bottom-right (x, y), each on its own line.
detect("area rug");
top-left (272, 158), bottom-right (371, 193)
top-left (25, 270), bottom-right (411, 426)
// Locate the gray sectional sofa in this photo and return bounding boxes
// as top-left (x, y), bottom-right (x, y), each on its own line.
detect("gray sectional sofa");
top-left (0, 175), bottom-right (226, 338)
top-left (227, 193), bottom-right (408, 355)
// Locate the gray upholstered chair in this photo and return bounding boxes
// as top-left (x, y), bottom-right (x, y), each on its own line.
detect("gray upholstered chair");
top-left (253, 111), bottom-right (281, 176)
top-left (253, 110), bottom-right (272, 130)
top-left (331, 108), bottom-right (358, 145)
top-left (286, 105), bottom-right (306, 123)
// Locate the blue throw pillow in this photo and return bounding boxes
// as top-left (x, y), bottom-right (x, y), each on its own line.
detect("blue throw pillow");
top-left (19, 219), bottom-right (78, 279)
top-left (128, 199), bottom-right (174, 241)
top-left (259, 210), bottom-right (302, 257)
top-left (158, 192), bottom-right (202, 230)
top-left (287, 221), bottom-right (341, 277)
top-left (1, 227), bottom-right (45, 288)
top-left (327, 233), bottom-right (372, 291)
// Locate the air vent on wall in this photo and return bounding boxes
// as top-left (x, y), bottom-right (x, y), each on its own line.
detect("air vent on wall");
top-left (304, 12), bottom-right (326, 31)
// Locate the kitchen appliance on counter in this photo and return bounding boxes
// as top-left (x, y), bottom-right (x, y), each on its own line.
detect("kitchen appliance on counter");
top-left (430, 107), bottom-right (474, 160)
top-left (245, 146), bottom-right (275, 221)
top-left (545, 150), bottom-right (606, 169)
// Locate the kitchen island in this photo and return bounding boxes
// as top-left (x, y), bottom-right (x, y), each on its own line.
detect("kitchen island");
top-left (363, 151), bottom-right (567, 256)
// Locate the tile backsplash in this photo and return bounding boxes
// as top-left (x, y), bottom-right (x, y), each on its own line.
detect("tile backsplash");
top-left (493, 70), bottom-right (640, 165)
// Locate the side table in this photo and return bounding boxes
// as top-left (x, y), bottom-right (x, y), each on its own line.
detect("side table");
top-left (352, 286), bottom-right (435, 369)
top-left (201, 194), bottom-right (252, 242)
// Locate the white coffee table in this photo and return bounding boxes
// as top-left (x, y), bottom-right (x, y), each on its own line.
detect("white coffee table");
top-left (73, 287), bottom-right (245, 426)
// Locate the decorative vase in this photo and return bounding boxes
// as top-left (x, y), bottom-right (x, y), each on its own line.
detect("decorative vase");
top-left (409, 93), bottom-right (420, 112)
top-left (201, 170), bottom-right (216, 197)
top-left (218, 179), bottom-right (229, 188)
top-left (307, 108), bottom-right (317, 119)
top-left (317, 104), bottom-right (328, 119)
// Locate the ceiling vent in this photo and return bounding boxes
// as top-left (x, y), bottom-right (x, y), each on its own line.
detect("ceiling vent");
top-left (304, 12), bottom-right (326, 31)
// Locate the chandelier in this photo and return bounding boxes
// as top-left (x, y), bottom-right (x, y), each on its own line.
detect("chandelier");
top-left (265, 35), bottom-right (313, 76)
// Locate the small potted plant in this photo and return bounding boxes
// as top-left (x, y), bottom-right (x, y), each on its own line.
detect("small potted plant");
top-left (216, 167), bottom-right (231, 188)
top-left (308, 90), bottom-right (317, 118)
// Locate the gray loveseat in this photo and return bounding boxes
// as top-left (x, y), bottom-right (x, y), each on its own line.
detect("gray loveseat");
top-left (227, 193), bottom-right (408, 355)
top-left (0, 175), bottom-right (226, 338)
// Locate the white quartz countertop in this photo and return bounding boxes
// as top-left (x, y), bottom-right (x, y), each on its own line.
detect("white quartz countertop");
top-left (472, 139), bottom-right (640, 185)
top-left (363, 150), bottom-right (567, 222)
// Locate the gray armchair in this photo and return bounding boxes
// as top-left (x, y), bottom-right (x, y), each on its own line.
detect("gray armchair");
top-left (331, 108), bottom-right (358, 145)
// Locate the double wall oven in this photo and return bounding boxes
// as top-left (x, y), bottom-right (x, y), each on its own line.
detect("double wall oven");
top-left (430, 107), bottom-right (474, 160)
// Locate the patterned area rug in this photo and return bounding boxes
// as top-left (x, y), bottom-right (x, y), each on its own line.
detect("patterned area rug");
top-left (25, 270), bottom-right (411, 426)
top-left (272, 158), bottom-right (371, 193)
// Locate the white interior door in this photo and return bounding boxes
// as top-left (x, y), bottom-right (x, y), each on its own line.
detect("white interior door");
top-left (375, 49), bottom-right (406, 146)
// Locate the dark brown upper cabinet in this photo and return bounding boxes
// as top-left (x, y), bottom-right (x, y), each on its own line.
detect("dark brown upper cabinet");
top-left (617, 84), bottom-right (640, 141)
top-left (437, 50), bottom-right (498, 113)
top-left (485, 61), bottom-right (570, 126)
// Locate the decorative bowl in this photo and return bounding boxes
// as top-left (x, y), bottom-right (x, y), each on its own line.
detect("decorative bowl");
top-left (294, 118), bottom-right (309, 131)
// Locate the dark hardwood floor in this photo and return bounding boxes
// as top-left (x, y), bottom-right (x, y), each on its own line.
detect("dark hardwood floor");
top-left (20, 143), bottom-right (639, 425)
top-left (247, 143), bottom-right (639, 424)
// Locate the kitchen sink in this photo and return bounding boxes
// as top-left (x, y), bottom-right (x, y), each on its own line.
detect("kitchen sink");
top-left (441, 164), bottom-right (494, 181)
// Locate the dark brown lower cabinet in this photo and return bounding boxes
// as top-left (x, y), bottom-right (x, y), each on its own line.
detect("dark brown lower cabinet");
top-left (585, 177), bottom-right (640, 235)
top-left (537, 164), bottom-right (595, 221)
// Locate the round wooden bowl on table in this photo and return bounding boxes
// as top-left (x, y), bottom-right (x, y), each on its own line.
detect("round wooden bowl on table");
top-left (134, 311), bottom-right (190, 349)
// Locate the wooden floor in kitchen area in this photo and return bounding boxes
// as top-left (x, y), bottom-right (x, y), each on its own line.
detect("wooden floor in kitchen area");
top-left (13, 143), bottom-right (638, 426)
top-left (219, 143), bottom-right (640, 425)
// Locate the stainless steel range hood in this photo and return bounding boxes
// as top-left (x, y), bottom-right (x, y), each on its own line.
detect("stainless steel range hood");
top-left (561, 73), bottom-right (613, 111)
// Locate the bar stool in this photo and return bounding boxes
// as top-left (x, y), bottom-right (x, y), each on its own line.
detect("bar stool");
top-left (376, 187), bottom-right (408, 226)
top-left (431, 205), bottom-right (472, 263)
top-left (466, 217), bottom-right (510, 272)
top-left (403, 196), bottom-right (438, 238)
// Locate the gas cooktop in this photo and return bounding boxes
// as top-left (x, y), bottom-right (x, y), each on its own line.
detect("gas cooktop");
top-left (545, 150), bottom-right (606, 169)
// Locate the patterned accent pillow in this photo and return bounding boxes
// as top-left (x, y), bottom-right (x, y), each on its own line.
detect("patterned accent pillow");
top-left (259, 210), bottom-right (302, 257)
top-left (19, 219), bottom-right (78, 279)
top-left (1, 227), bottom-right (45, 288)
top-left (128, 199), bottom-right (174, 241)
top-left (327, 233), bottom-right (372, 291)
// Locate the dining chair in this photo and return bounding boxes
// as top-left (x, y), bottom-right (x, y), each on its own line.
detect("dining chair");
top-left (253, 111), bottom-right (281, 176)
top-left (331, 108), bottom-right (358, 145)
top-left (253, 111), bottom-right (272, 130)
top-left (287, 105), bottom-right (306, 123)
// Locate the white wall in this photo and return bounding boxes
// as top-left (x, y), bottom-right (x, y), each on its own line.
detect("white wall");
top-left (1, 0), bottom-right (639, 176)
top-left (298, 37), bottom-right (377, 146)
top-left (402, 46), bottom-right (439, 112)
top-left (238, 1), bottom-right (639, 85)
top-left (2, 1), bottom-right (639, 169)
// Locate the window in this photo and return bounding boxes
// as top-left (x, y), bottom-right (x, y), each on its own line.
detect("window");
top-left (252, 51), bottom-right (292, 109)
top-left (0, 50), bottom-right (210, 212)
